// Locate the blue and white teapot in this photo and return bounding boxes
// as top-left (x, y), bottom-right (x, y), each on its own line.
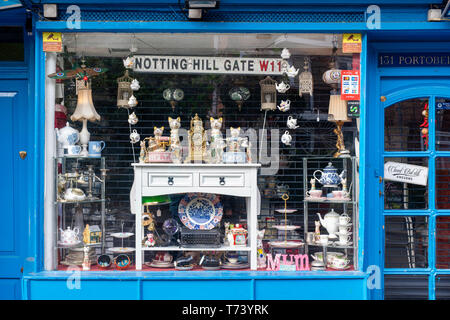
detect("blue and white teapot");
top-left (313, 162), bottom-right (345, 187)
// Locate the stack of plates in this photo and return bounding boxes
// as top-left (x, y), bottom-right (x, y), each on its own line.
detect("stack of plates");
top-left (221, 261), bottom-right (249, 269)
top-left (146, 260), bottom-right (174, 268)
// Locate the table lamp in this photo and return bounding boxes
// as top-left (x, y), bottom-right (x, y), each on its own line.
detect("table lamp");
top-left (328, 91), bottom-right (351, 158)
top-left (71, 82), bottom-right (101, 157)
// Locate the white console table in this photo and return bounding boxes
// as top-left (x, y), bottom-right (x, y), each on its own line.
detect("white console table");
top-left (131, 163), bottom-right (261, 270)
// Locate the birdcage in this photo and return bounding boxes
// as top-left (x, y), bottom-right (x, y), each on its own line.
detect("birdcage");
top-left (117, 70), bottom-right (133, 108)
top-left (260, 76), bottom-right (277, 111)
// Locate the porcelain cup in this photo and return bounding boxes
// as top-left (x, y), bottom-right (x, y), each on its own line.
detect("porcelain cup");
top-left (130, 129), bottom-right (140, 144)
top-left (88, 141), bottom-right (106, 157)
top-left (337, 233), bottom-right (352, 244)
top-left (307, 189), bottom-right (323, 198)
top-left (332, 190), bottom-right (344, 199)
top-left (319, 235), bottom-right (329, 245)
top-left (339, 214), bottom-right (351, 225)
top-left (339, 225), bottom-right (352, 234)
top-left (64, 145), bottom-right (81, 156)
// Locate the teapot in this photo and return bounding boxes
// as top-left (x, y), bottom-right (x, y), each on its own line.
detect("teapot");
top-left (128, 112), bottom-right (138, 125)
top-left (123, 56), bottom-right (135, 69)
top-left (130, 79), bottom-right (140, 91)
top-left (280, 48), bottom-right (291, 59)
top-left (277, 99), bottom-right (291, 112)
top-left (275, 82), bottom-right (290, 93)
top-left (281, 131), bottom-right (292, 146)
top-left (56, 122), bottom-right (80, 149)
top-left (286, 66), bottom-right (299, 78)
top-left (59, 226), bottom-right (80, 244)
top-left (317, 209), bottom-right (340, 239)
top-left (128, 95), bottom-right (138, 108)
top-left (287, 116), bottom-right (299, 129)
top-left (313, 162), bottom-right (345, 187)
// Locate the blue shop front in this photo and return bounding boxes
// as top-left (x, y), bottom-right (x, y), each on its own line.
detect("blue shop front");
top-left (1, 0), bottom-right (450, 300)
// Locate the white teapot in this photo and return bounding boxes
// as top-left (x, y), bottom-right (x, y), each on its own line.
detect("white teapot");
top-left (277, 99), bottom-right (291, 112)
top-left (130, 79), bottom-right (140, 91)
top-left (59, 226), bottom-right (80, 244)
top-left (286, 66), bottom-right (299, 78)
top-left (276, 82), bottom-right (290, 93)
top-left (128, 112), bottom-right (138, 125)
top-left (287, 116), bottom-right (299, 129)
top-left (130, 129), bottom-right (140, 144)
top-left (123, 56), bottom-right (135, 69)
top-left (128, 95), bottom-right (138, 108)
top-left (317, 209), bottom-right (340, 239)
top-left (56, 122), bottom-right (80, 149)
top-left (281, 131), bottom-right (292, 146)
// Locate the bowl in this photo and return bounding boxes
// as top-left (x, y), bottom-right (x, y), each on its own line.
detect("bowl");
top-left (114, 254), bottom-right (131, 270)
top-left (308, 190), bottom-right (323, 198)
top-left (97, 254), bottom-right (111, 269)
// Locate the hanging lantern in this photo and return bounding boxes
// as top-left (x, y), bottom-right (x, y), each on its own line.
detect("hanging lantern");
top-left (117, 70), bottom-right (134, 108)
top-left (163, 88), bottom-right (184, 111)
top-left (299, 57), bottom-right (313, 97)
top-left (229, 86), bottom-right (250, 111)
top-left (259, 76), bottom-right (277, 111)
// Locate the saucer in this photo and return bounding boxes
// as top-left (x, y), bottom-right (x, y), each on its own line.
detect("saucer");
top-left (273, 225), bottom-right (301, 231)
top-left (275, 209), bottom-right (297, 214)
top-left (335, 241), bottom-right (353, 246)
top-left (146, 260), bottom-right (174, 268)
top-left (269, 241), bottom-right (304, 248)
top-left (110, 232), bottom-right (134, 238)
top-left (221, 262), bottom-right (249, 270)
top-left (328, 264), bottom-right (351, 270)
top-left (175, 265), bottom-right (194, 270)
top-left (202, 265), bottom-right (221, 270)
top-left (58, 240), bottom-right (81, 247)
top-left (107, 247), bottom-right (135, 253)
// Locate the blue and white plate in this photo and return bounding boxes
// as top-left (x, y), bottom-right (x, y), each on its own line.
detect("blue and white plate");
top-left (178, 193), bottom-right (223, 230)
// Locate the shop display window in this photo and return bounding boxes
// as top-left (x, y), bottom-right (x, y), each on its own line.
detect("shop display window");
top-left (48, 33), bottom-right (361, 272)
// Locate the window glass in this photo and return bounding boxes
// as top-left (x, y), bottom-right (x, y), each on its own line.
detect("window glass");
top-left (0, 27), bottom-right (24, 61)
top-left (384, 98), bottom-right (428, 152)
top-left (436, 97), bottom-right (450, 151)
top-left (52, 33), bottom-right (360, 272)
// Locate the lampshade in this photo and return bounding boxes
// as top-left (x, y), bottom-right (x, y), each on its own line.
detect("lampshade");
top-left (142, 195), bottom-right (171, 205)
top-left (71, 87), bottom-right (101, 122)
top-left (328, 93), bottom-right (350, 122)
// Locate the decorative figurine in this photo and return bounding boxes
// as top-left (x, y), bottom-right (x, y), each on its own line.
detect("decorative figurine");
top-left (184, 114), bottom-right (208, 163)
top-left (314, 220), bottom-right (321, 243)
top-left (223, 127), bottom-right (251, 163)
top-left (144, 233), bottom-right (156, 247)
top-left (82, 246), bottom-right (90, 271)
top-left (257, 229), bottom-right (266, 269)
top-left (139, 140), bottom-right (147, 163)
top-left (209, 117), bottom-right (225, 164)
top-left (168, 117), bottom-right (182, 164)
top-left (230, 224), bottom-right (248, 246)
top-left (144, 127), bottom-right (171, 162)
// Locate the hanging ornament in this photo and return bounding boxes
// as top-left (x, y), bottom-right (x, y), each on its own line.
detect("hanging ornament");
top-left (130, 79), bottom-right (140, 91)
top-left (117, 70), bottom-right (134, 108)
top-left (123, 56), bottom-right (135, 69)
top-left (280, 48), bottom-right (291, 60)
top-left (260, 76), bottom-right (277, 111)
top-left (229, 86), bottom-right (250, 111)
top-left (163, 88), bottom-right (184, 111)
top-left (285, 65), bottom-right (299, 78)
top-left (299, 57), bottom-right (313, 97)
top-left (420, 102), bottom-right (429, 149)
top-left (128, 94), bottom-right (138, 108)
top-left (128, 112), bottom-right (138, 125)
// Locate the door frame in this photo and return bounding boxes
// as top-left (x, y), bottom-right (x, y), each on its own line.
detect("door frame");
top-left (0, 8), bottom-right (37, 299)
top-left (366, 40), bottom-right (450, 300)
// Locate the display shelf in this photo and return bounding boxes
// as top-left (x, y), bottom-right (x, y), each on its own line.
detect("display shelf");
top-left (142, 246), bottom-right (252, 251)
top-left (132, 163), bottom-right (261, 270)
top-left (54, 156), bottom-right (107, 264)
top-left (303, 157), bottom-right (358, 271)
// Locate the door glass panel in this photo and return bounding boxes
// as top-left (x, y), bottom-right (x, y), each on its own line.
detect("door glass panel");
top-left (436, 97), bottom-right (450, 151)
top-left (385, 274), bottom-right (429, 300)
top-left (384, 157), bottom-right (428, 210)
top-left (385, 216), bottom-right (428, 268)
top-left (385, 98), bottom-right (429, 152)
top-left (436, 275), bottom-right (450, 299)
top-left (436, 216), bottom-right (450, 269)
top-left (436, 157), bottom-right (450, 210)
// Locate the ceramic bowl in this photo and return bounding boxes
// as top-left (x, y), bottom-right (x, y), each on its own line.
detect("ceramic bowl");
top-left (114, 254), bottom-right (131, 270)
top-left (97, 254), bottom-right (111, 269)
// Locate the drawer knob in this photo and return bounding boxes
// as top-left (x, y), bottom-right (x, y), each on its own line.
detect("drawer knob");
top-left (219, 177), bottom-right (226, 185)
top-left (168, 177), bottom-right (174, 185)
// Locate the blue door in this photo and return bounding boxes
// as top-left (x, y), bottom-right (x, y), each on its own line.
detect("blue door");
top-left (0, 80), bottom-right (29, 299)
top-left (376, 81), bottom-right (450, 299)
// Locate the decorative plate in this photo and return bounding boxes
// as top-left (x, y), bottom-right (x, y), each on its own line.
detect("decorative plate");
top-left (273, 225), bottom-right (301, 231)
top-left (268, 241), bottom-right (304, 248)
top-left (146, 261), bottom-right (174, 268)
top-left (221, 262), bottom-right (249, 270)
top-left (107, 247), bottom-right (135, 253)
top-left (178, 193), bottom-right (223, 230)
top-left (110, 232), bottom-right (134, 239)
top-left (275, 209), bottom-right (297, 214)
top-left (57, 240), bottom-right (81, 247)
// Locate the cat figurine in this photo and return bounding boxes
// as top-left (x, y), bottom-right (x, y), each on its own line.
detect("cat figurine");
top-left (257, 229), bottom-right (266, 269)
top-left (209, 117), bottom-right (225, 163)
top-left (168, 117), bottom-right (182, 163)
top-left (148, 126), bottom-right (165, 152)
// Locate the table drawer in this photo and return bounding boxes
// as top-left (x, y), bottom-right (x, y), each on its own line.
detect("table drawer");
top-left (147, 173), bottom-right (193, 187)
top-left (199, 173), bottom-right (245, 187)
